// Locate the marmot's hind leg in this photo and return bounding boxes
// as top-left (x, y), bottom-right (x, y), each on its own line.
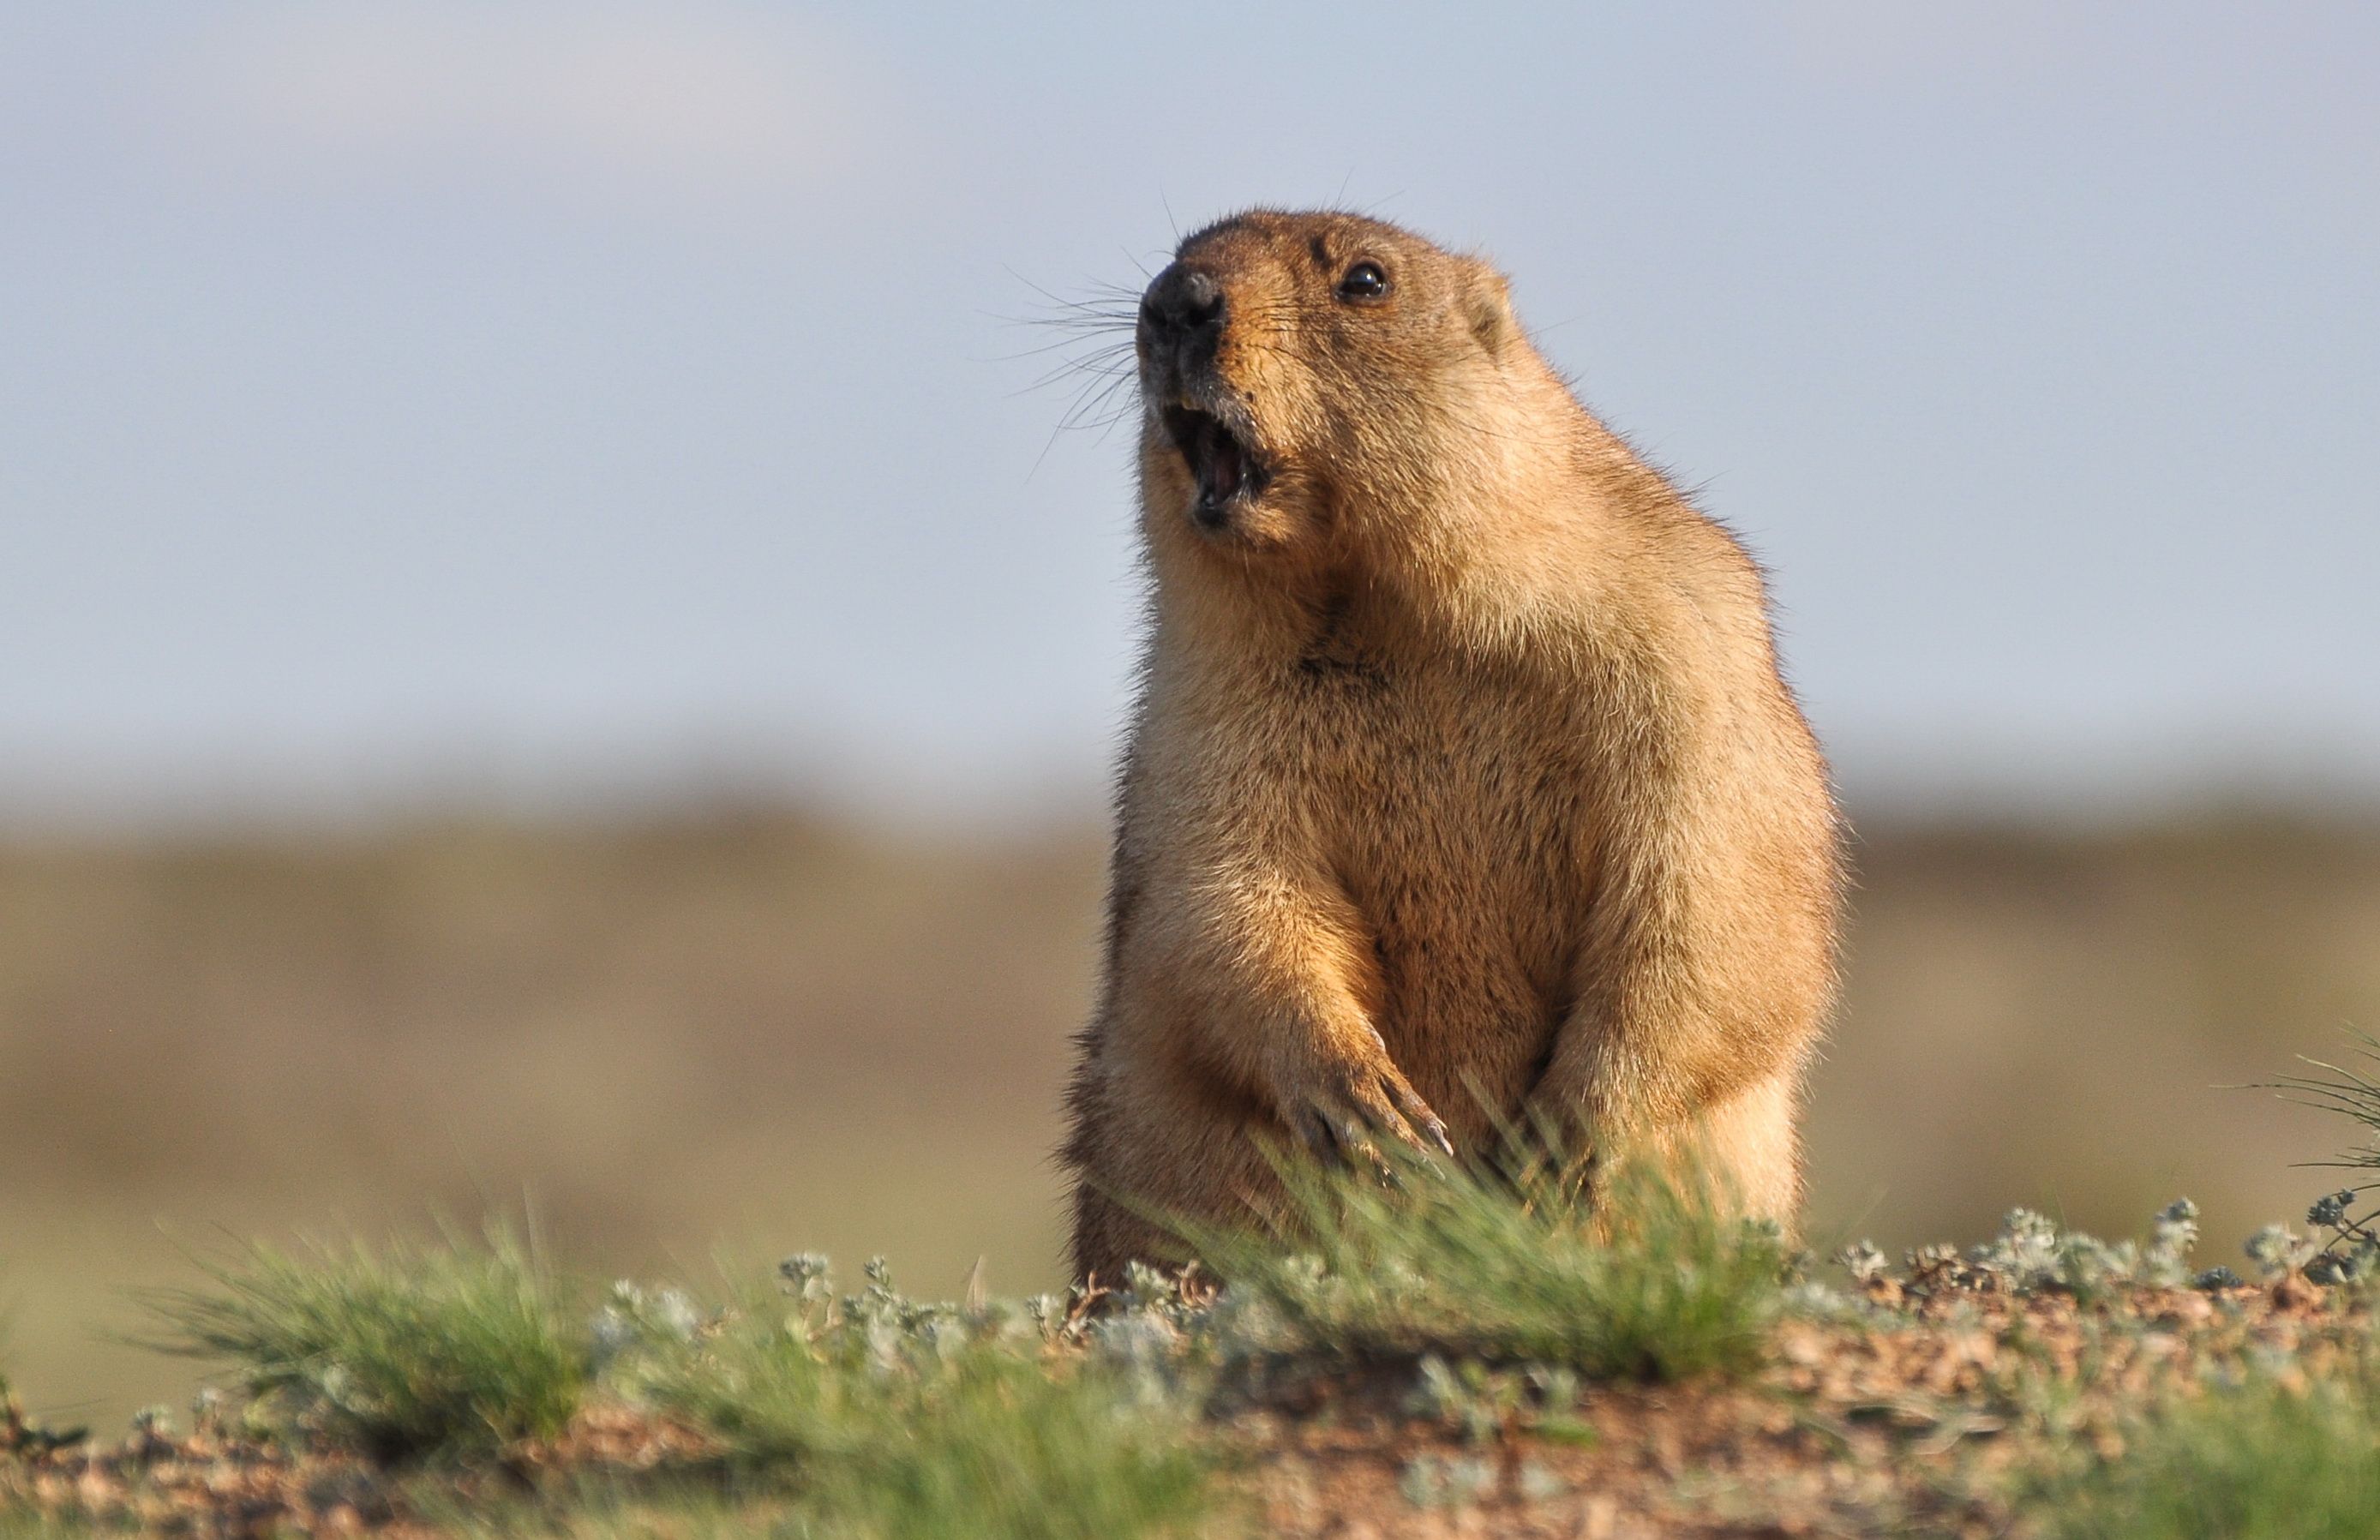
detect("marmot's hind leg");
top-left (1069, 1185), bottom-right (1183, 1288)
top-left (1638, 1069), bottom-right (1803, 1235)
top-left (1067, 1076), bottom-right (1288, 1285)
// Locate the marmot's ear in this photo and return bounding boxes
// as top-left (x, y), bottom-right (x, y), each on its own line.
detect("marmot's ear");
top-left (1462, 260), bottom-right (1518, 359)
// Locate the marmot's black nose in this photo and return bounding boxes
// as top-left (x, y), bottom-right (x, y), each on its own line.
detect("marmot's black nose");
top-left (1141, 262), bottom-right (1226, 341)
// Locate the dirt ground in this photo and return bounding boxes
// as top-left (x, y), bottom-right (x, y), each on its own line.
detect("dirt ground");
top-left (6, 1273), bottom-right (2360, 1538)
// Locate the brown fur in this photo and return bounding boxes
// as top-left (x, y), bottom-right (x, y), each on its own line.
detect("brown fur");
top-left (1063, 210), bottom-right (1843, 1280)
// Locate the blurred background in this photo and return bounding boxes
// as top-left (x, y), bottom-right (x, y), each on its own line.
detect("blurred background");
top-left (3, 3), bottom-right (2376, 1424)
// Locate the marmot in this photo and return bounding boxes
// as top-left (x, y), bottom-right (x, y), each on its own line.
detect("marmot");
top-left (1063, 210), bottom-right (1842, 1280)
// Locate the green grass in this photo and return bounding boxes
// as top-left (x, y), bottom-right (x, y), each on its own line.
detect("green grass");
top-left (809, 1353), bottom-right (1219, 1540)
top-left (142, 1225), bottom-right (585, 1460)
top-left (634, 1262), bottom-right (1221, 1540)
top-left (1192, 1143), bottom-right (1787, 1381)
top-left (0, 1514), bottom-right (95, 1540)
top-left (2043, 1374), bottom-right (2380, 1540)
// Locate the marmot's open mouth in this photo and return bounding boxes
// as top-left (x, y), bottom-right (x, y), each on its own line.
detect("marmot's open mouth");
top-left (1161, 404), bottom-right (1269, 523)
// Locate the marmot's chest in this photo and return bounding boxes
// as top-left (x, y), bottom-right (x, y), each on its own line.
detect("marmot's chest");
top-left (1275, 644), bottom-right (1595, 928)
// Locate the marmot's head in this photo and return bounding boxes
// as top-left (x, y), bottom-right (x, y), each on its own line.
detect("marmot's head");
top-left (1135, 210), bottom-right (1528, 561)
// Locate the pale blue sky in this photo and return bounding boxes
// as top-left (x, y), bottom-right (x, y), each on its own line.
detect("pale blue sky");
top-left (4, 3), bottom-right (2375, 827)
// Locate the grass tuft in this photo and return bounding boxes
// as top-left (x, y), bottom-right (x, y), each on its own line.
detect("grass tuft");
top-left (143, 1225), bottom-right (585, 1460)
top-left (634, 1261), bottom-right (1219, 1539)
top-left (2262, 1028), bottom-right (2380, 1284)
top-left (0, 1513), bottom-right (97, 1539)
top-left (2046, 1372), bottom-right (2380, 1540)
top-left (812, 1354), bottom-right (1218, 1540)
top-left (1192, 1142), bottom-right (1786, 1382)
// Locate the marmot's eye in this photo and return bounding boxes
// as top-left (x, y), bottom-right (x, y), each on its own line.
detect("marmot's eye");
top-left (1335, 261), bottom-right (1389, 303)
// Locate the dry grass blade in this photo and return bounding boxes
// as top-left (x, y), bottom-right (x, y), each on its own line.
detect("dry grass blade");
top-left (2263, 1030), bottom-right (2380, 1184)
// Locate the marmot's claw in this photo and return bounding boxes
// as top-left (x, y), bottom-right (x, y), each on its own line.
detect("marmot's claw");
top-left (1288, 1086), bottom-right (1415, 1183)
top-left (1285, 1064), bottom-right (1454, 1181)
top-left (1334, 1118), bottom-right (1397, 1183)
top-left (1382, 1076), bottom-right (1455, 1159)
top-left (1292, 1104), bottom-right (1391, 1183)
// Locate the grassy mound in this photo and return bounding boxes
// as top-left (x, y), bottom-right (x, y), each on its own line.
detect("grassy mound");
top-left (27, 1069), bottom-right (2380, 1537)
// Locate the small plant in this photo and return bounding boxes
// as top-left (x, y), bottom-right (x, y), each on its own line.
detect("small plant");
top-left (2241, 1223), bottom-right (2316, 1281)
top-left (587, 1279), bottom-right (706, 1375)
top-left (2299, 1188), bottom-right (2380, 1285)
top-left (2142, 1198), bottom-right (2203, 1286)
top-left (143, 1224), bottom-right (585, 1459)
top-left (1191, 1142), bottom-right (1786, 1383)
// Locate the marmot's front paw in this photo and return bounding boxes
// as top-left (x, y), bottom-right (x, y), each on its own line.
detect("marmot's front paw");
top-left (1279, 1045), bottom-right (1454, 1171)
